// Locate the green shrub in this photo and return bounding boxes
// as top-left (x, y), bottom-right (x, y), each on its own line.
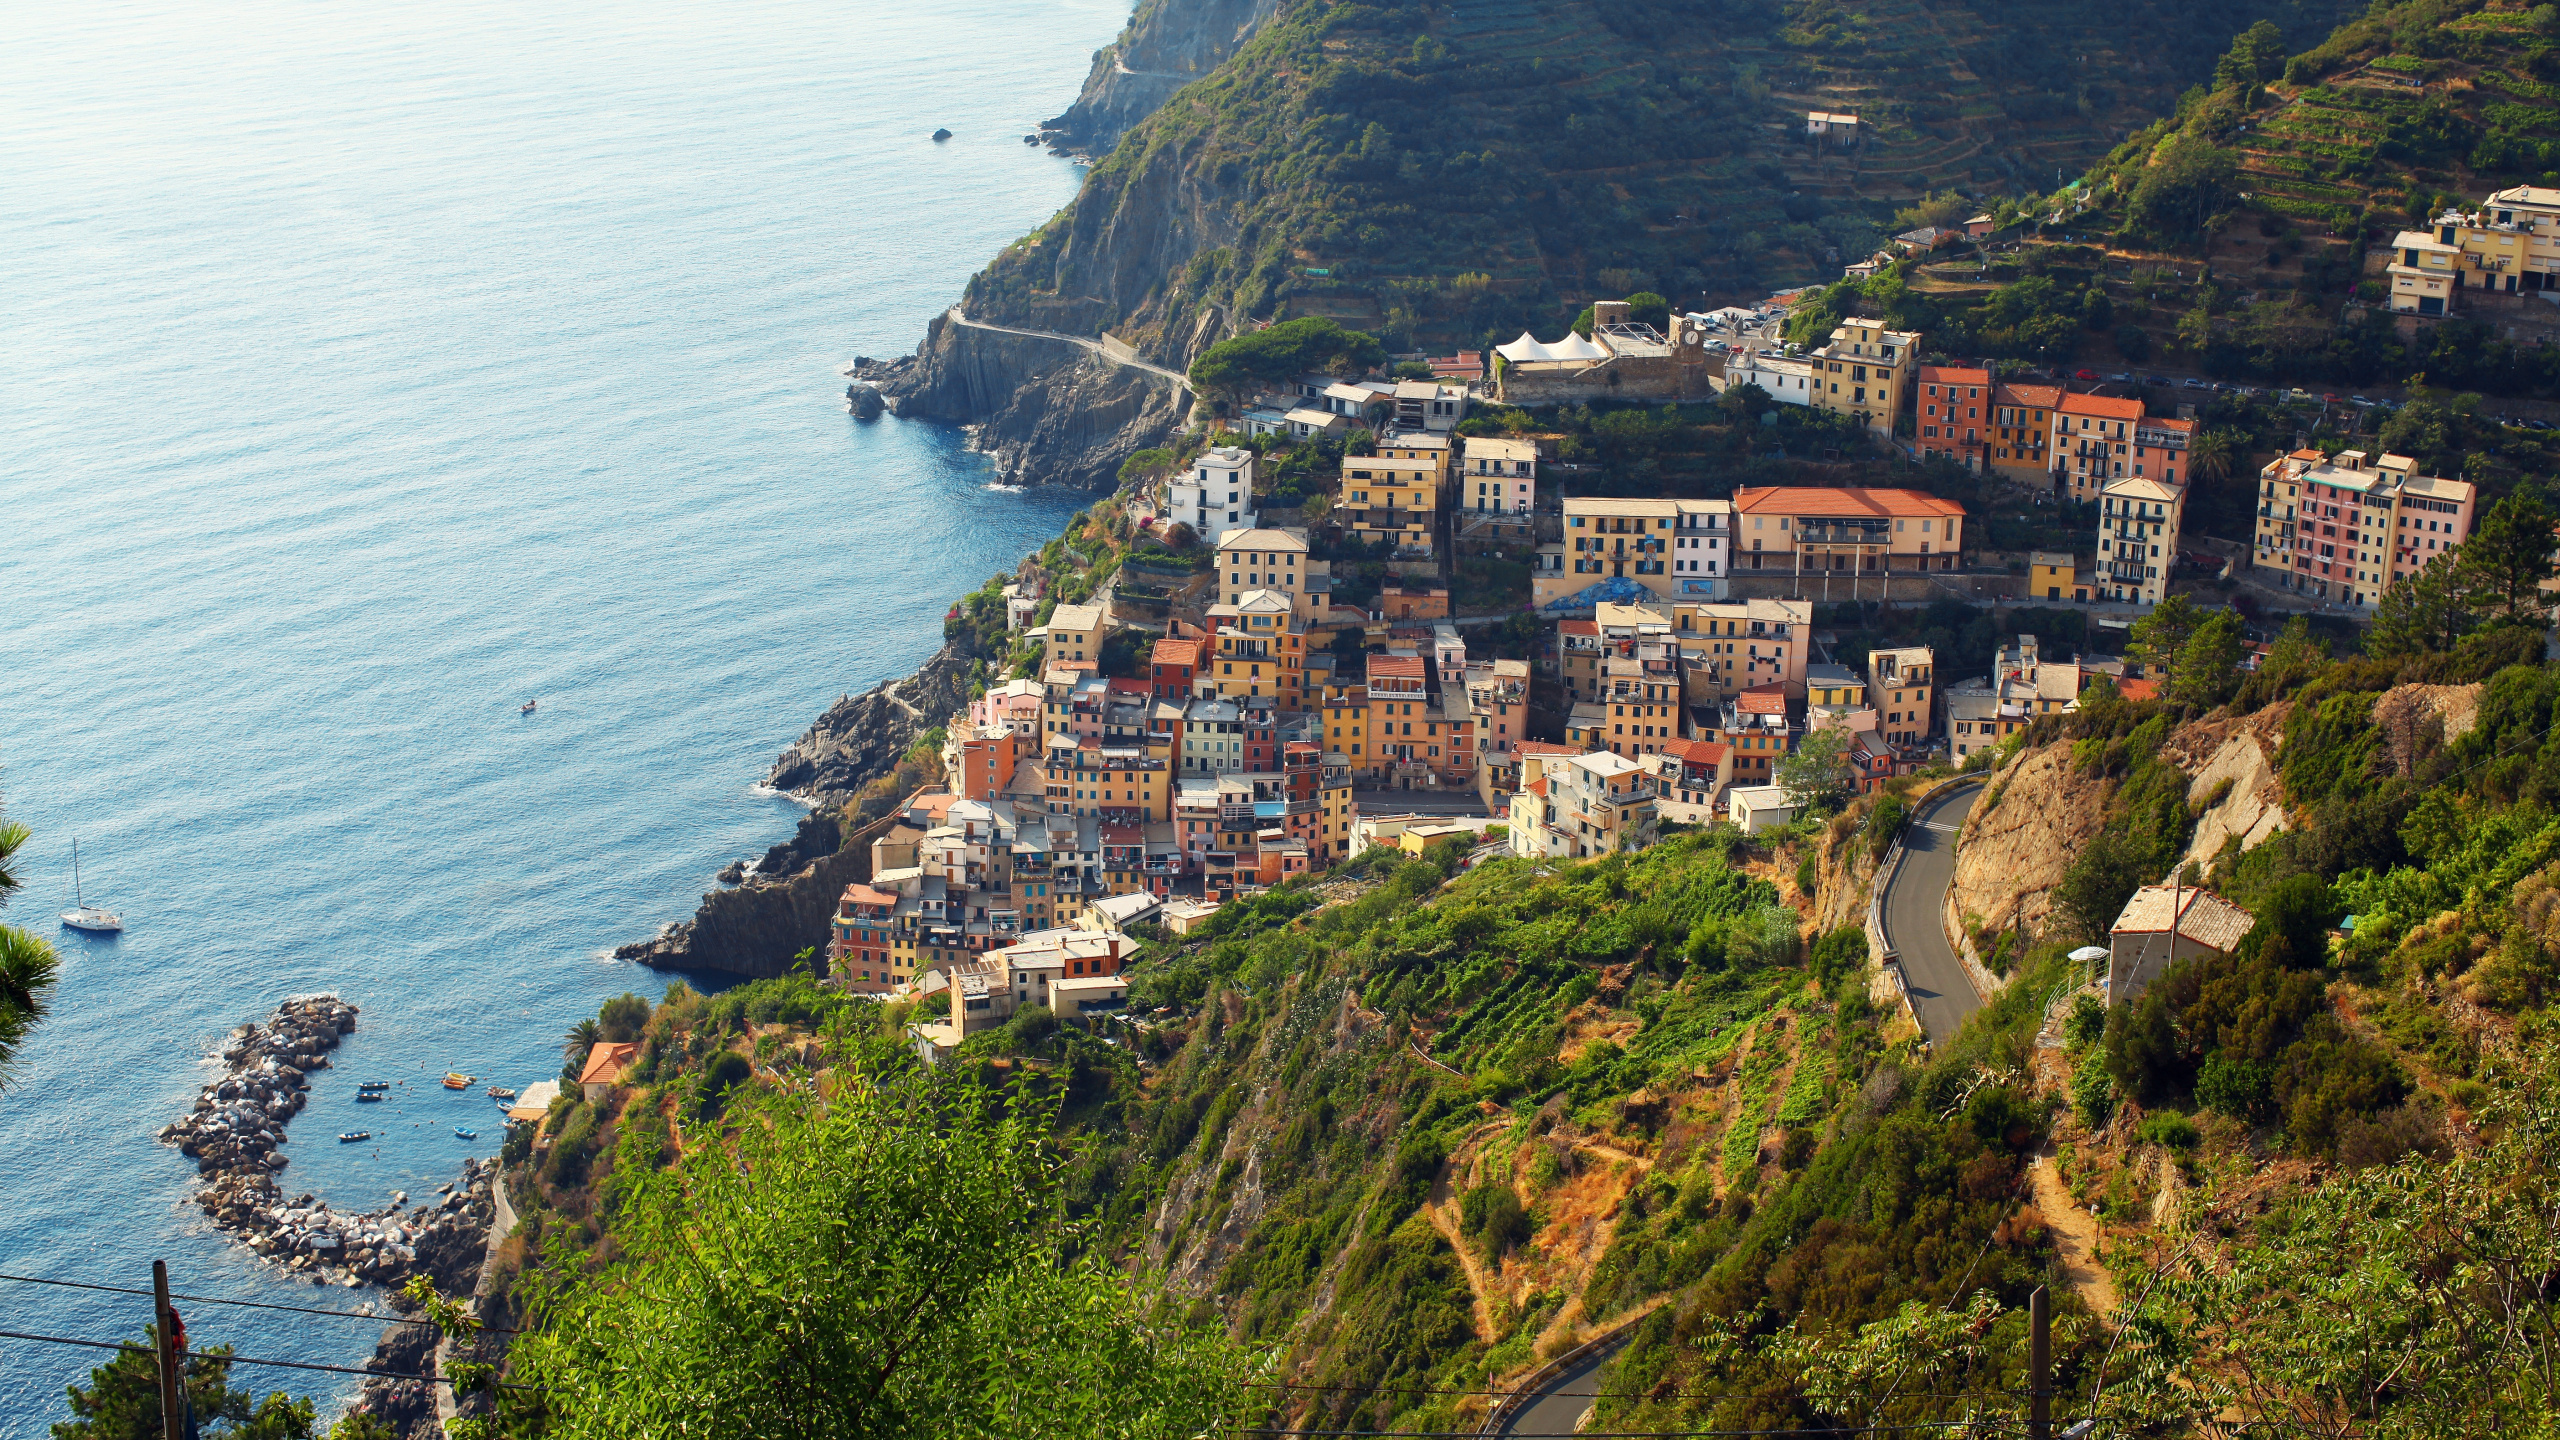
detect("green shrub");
top-left (2137, 1109), bottom-right (2201, 1151)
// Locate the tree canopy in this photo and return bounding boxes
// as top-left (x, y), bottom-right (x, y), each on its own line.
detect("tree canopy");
top-left (1188, 318), bottom-right (1385, 404)
top-left (514, 1055), bottom-right (1254, 1439)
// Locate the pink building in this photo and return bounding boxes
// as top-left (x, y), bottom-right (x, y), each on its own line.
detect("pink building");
top-left (2250, 449), bottom-right (2476, 610)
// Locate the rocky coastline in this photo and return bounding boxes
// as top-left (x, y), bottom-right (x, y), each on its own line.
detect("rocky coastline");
top-left (613, 641), bottom-right (977, 976)
top-left (852, 313), bottom-right (1185, 489)
top-left (159, 996), bottom-right (498, 1297)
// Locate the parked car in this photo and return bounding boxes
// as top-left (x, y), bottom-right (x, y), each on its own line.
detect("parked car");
top-left (2348, 396), bottom-right (2374, 408)
top-left (2184, 377), bottom-right (2211, 390)
top-left (2147, 374), bottom-right (2173, 387)
top-left (2073, 368), bottom-right (2100, 381)
top-left (2106, 371), bottom-right (2136, 383)
top-left (2321, 393), bottom-right (2341, 405)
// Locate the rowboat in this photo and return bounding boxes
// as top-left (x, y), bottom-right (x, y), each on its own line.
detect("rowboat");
top-left (442, 1072), bottom-right (475, 1089)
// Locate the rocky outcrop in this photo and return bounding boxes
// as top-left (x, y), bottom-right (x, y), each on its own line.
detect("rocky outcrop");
top-left (615, 646), bottom-right (972, 976)
top-left (158, 998), bottom-right (498, 1298)
top-left (856, 315), bottom-right (1187, 488)
top-left (1950, 746), bottom-right (2113, 939)
top-left (765, 641), bottom-right (973, 807)
top-left (1043, 0), bottom-right (1282, 154)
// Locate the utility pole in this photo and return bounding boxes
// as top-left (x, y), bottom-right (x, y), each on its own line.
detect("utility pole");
top-left (152, 1260), bottom-right (182, 1440)
top-left (2029, 1283), bottom-right (2052, 1440)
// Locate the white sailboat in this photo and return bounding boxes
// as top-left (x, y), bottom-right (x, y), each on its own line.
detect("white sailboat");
top-left (60, 838), bottom-right (121, 933)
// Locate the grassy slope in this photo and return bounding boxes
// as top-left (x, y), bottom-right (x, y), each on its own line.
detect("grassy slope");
top-left (969, 0), bottom-right (2369, 355)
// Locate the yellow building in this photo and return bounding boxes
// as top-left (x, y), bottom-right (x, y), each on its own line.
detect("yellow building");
top-left (1204, 591), bottom-right (1306, 709)
top-left (1041, 602), bottom-right (1109, 667)
top-left (1216, 529), bottom-right (1316, 614)
top-left (1322, 682), bottom-right (1369, 766)
top-left (1539, 496), bottom-right (1736, 607)
top-left (1045, 736), bottom-right (1171, 822)
top-left (2424, 185), bottom-right (2560, 303)
top-left (2388, 230), bottom-right (2463, 317)
top-left (1342, 454), bottom-right (1444, 557)
top-left (1808, 317), bottom-right (1919, 439)
top-left (1868, 646), bottom-right (1933, 749)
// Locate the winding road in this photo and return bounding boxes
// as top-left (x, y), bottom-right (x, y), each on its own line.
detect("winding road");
top-left (942, 307), bottom-right (1192, 389)
top-left (1881, 781), bottom-right (1986, 1045)
top-left (1494, 1337), bottom-right (1627, 1437)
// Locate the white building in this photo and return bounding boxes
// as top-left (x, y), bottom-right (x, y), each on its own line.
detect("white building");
top-left (1507, 749), bottom-right (1655, 859)
top-left (1180, 697), bottom-right (1246, 774)
top-left (1721, 348), bottom-right (1816, 406)
top-left (1164, 446), bottom-right (1257, 544)
top-left (1392, 379), bottom-right (1470, 432)
top-left (1726, 784), bottom-right (1799, 835)
top-left (2107, 885), bottom-right (2254, 1007)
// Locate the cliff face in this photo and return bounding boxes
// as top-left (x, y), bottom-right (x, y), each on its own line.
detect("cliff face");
top-left (858, 314), bottom-right (1191, 488)
top-left (618, 645), bottom-right (975, 977)
top-left (1044, 0), bottom-right (1281, 155)
top-left (765, 640), bottom-right (973, 808)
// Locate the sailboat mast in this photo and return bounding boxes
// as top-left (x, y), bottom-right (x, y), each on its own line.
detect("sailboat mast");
top-left (72, 837), bottom-right (81, 906)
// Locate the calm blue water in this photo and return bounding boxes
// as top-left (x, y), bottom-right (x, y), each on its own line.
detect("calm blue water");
top-left (0, 0), bottom-right (1115, 1426)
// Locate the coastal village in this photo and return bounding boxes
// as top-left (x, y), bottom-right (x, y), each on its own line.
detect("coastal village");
top-left (807, 182), bottom-right (2533, 1052)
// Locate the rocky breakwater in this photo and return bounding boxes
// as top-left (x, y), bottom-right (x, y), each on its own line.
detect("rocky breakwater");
top-left (853, 310), bottom-right (1185, 488)
top-left (614, 642), bottom-right (974, 976)
top-left (159, 997), bottom-right (497, 1294)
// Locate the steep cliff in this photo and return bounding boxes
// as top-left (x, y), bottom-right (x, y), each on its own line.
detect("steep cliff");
top-left (764, 640), bottom-right (973, 808)
top-left (857, 314), bottom-right (1191, 488)
top-left (615, 645), bottom-right (974, 977)
top-left (1044, 0), bottom-right (1283, 155)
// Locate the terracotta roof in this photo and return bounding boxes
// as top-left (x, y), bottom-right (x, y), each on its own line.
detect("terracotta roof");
top-left (1663, 738), bottom-right (1731, 767)
top-left (1151, 637), bottom-right (1202, 666)
top-left (2058, 392), bottom-right (2144, 420)
top-left (1735, 684), bottom-right (1788, 715)
top-left (1732, 486), bottom-right (1966, 519)
top-left (1526, 776), bottom-right (1548, 797)
top-left (1997, 382), bottom-right (2064, 408)
top-left (2111, 885), bottom-right (2254, 952)
top-left (2116, 677), bottom-right (2160, 702)
top-left (2141, 415), bottom-right (2200, 434)
top-left (1516, 741), bottom-right (1584, 757)
top-left (578, 1042), bottom-right (641, 1088)
top-left (1557, 620), bottom-right (1599, 636)
top-left (1920, 365), bottom-right (1991, 386)
top-left (1367, 655), bottom-right (1427, 679)
top-left (841, 883), bottom-right (898, 907)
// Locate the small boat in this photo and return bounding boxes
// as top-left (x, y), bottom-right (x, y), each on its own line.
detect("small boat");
top-left (520, 699), bottom-right (537, 715)
top-left (357, 1080), bottom-right (390, 1092)
top-left (442, 1072), bottom-right (474, 1089)
top-left (59, 839), bottom-right (121, 934)
top-left (339, 1131), bottom-right (371, 1143)
top-left (452, 1127), bottom-right (478, 1140)
top-left (355, 1092), bottom-right (383, 1104)
top-left (485, 1086), bottom-right (516, 1100)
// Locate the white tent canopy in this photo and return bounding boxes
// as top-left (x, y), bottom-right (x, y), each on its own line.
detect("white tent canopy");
top-left (1496, 330), bottom-right (1609, 365)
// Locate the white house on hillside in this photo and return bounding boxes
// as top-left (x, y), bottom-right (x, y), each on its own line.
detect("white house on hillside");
top-left (1164, 446), bottom-right (1257, 544)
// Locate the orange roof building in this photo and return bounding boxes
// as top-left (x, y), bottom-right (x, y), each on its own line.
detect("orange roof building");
top-left (2052, 391), bottom-right (2149, 501)
top-left (1990, 382), bottom-right (2063, 481)
top-left (1731, 487), bottom-right (1966, 576)
top-left (578, 1042), bottom-right (641, 1094)
top-left (1917, 365), bottom-right (1991, 472)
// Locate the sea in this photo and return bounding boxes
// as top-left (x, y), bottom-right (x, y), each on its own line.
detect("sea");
top-left (0, 0), bottom-right (1119, 1427)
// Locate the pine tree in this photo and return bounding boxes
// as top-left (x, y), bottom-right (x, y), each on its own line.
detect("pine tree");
top-left (2366, 552), bottom-right (2476, 657)
top-left (2455, 489), bottom-right (2557, 627)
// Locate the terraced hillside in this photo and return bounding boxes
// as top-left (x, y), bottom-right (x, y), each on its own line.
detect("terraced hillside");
top-left (967, 0), bottom-right (2373, 359)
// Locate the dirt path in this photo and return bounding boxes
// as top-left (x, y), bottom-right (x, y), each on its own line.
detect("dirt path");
top-left (1427, 1120), bottom-right (1518, 1344)
top-left (2027, 1145), bottom-right (2117, 1315)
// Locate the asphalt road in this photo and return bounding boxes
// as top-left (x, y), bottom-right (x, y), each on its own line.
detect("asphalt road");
top-left (1883, 782), bottom-right (1985, 1045)
top-left (1497, 1338), bottom-right (1626, 1437)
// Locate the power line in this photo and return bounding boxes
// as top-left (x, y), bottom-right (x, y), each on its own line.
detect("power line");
top-left (0, 1270), bottom-right (523, 1334)
top-left (1249, 1380), bottom-right (1998, 1405)
top-left (1251, 1422), bottom-right (2022, 1438)
top-left (0, 1328), bottom-right (537, 1392)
